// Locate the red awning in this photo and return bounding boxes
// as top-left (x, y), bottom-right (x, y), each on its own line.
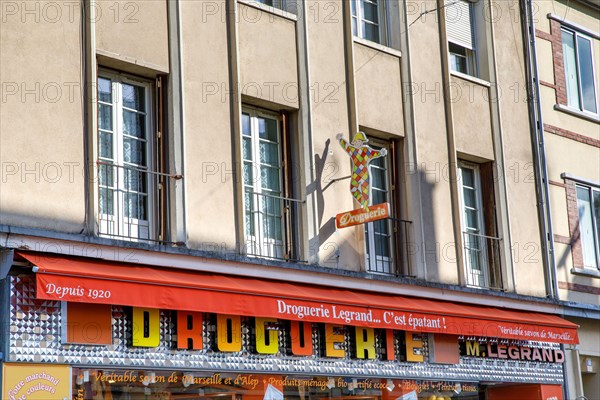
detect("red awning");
top-left (19, 252), bottom-right (579, 344)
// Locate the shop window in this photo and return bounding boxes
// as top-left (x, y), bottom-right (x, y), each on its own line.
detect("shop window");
top-left (97, 72), bottom-right (168, 242)
top-left (561, 28), bottom-right (598, 115)
top-left (446, 0), bottom-right (477, 77)
top-left (242, 106), bottom-right (300, 261)
top-left (576, 185), bottom-right (600, 269)
top-left (458, 161), bottom-right (503, 289)
top-left (351, 0), bottom-right (390, 46)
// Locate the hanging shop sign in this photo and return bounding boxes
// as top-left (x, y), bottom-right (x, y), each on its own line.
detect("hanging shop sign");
top-left (335, 131), bottom-right (390, 228)
top-left (336, 202), bottom-right (390, 228)
top-left (2, 363), bottom-right (71, 400)
top-left (460, 340), bottom-right (565, 363)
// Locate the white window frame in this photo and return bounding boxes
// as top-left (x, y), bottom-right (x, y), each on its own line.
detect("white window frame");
top-left (561, 27), bottom-right (599, 116)
top-left (446, 0), bottom-right (477, 77)
top-left (241, 107), bottom-right (286, 259)
top-left (576, 184), bottom-right (600, 270)
top-left (351, 0), bottom-right (389, 46)
top-left (364, 139), bottom-right (395, 274)
top-left (97, 71), bottom-right (155, 241)
top-left (458, 162), bottom-right (489, 288)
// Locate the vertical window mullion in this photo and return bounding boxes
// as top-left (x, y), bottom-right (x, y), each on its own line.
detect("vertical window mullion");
top-left (574, 32), bottom-right (585, 112)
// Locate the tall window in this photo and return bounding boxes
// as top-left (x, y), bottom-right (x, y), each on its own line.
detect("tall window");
top-left (351, 0), bottom-right (388, 46)
top-left (576, 185), bottom-right (600, 269)
top-left (242, 108), bottom-right (298, 260)
top-left (458, 162), bottom-right (490, 288)
top-left (446, 0), bottom-right (476, 76)
top-left (97, 73), bottom-right (154, 241)
top-left (364, 142), bottom-right (395, 274)
top-left (562, 28), bottom-right (598, 114)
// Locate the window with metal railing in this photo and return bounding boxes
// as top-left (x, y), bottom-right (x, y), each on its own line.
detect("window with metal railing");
top-left (96, 72), bottom-right (170, 242)
top-left (241, 107), bottom-right (302, 261)
top-left (458, 161), bottom-right (503, 290)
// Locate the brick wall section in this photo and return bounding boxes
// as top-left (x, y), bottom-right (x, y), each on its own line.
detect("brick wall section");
top-left (535, 20), bottom-right (568, 105)
top-left (564, 179), bottom-right (585, 268)
top-left (549, 20), bottom-right (568, 105)
top-left (544, 124), bottom-right (600, 148)
top-left (559, 281), bottom-right (600, 295)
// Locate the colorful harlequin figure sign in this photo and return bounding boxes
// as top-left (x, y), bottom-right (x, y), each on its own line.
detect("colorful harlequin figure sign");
top-left (335, 132), bottom-right (390, 228)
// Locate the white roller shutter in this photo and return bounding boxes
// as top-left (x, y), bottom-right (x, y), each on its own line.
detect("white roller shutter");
top-left (445, 0), bottom-right (474, 50)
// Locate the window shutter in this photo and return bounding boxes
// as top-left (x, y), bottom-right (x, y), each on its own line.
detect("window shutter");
top-left (445, 0), bottom-right (474, 50)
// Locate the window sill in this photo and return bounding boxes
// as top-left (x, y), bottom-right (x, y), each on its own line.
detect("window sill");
top-left (571, 267), bottom-right (600, 279)
top-left (353, 37), bottom-right (402, 58)
top-left (450, 71), bottom-right (491, 88)
top-left (554, 104), bottom-right (600, 124)
top-left (237, 0), bottom-right (297, 22)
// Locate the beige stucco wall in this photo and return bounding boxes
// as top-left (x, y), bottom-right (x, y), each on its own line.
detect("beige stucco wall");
top-left (0, 1), bottom-right (86, 233)
top-left (304, 0), bottom-right (361, 270)
top-left (238, 4), bottom-right (298, 109)
top-left (492, 0), bottom-right (546, 297)
top-left (180, 0), bottom-right (238, 249)
top-left (451, 76), bottom-right (494, 160)
top-left (95, 0), bottom-right (169, 72)
top-left (354, 43), bottom-right (404, 137)
top-left (408, 0), bottom-right (458, 284)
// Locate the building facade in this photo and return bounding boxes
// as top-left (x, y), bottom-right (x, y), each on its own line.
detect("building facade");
top-left (525, 0), bottom-right (600, 398)
top-left (0, 0), bottom-right (597, 399)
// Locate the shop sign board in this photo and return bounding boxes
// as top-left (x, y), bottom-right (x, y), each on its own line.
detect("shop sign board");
top-left (2, 363), bottom-right (71, 400)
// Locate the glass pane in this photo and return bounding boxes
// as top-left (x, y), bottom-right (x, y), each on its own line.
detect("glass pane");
top-left (374, 233), bottom-right (390, 256)
top-left (242, 113), bottom-right (251, 136)
top-left (577, 186), bottom-right (598, 268)
top-left (98, 77), bottom-right (112, 103)
top-left (372, 168), bottom-right (385, 189)
top-left (98, 163), bottom-right (114, 187)
top-left (351, 0), bottom-right (357, 17)
top-left (576, 36), bottom-right (598, 114)
top-left (243, 137), bottom-right (253, 161)
top-left (259, 141), bottom-right (279, 166)
top-left (122, 83), bottom-right (145, 111)
top-left (465, 209), bottom-right (479, 230)
top-left (463, 187), bottom-right (477, 208)
top-left (362, 0), bottom-right (379, 23)
top-left (258, 117), bottom-right (278, 142)
top-left (352, 17), bottom-right (358, 36)
top-left (261, 166), bottom-right (281, 191)
top-left (123, 138), bottom-right (147, 166)
top-left (124, 168), bottom-right (147, 193)
top-left (98, 131), bottom-right (113, 159)
top-left (562, 30), bottom-right (581, 109)
top-left (243, 162), bottom-right (254, 186)
top-left (372, 188), bottom-right (386, 205)
top-left (363, 22), bottom-right (380, 43)
top-left (125, 193), bottom-right (147, 220)
top-left (99, 188), bottom-right (114, 215)
top-left (98, 104), bottom-right (113, 131)
top-left (461, 167), bottom-right (475, 188)
top-left (123, 110), bottom-right (146, 138)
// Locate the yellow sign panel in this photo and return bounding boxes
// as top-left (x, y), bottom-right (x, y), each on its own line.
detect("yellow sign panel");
top-left (2, 363), bottom-right (71, 400)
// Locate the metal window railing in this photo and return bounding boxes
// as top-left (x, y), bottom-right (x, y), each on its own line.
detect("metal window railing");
top-left (96, 161), bottom-right (178, 243)
top-left (463, 231), bottom-right (504, 290)
top-left (243, 190), bottom-right (304, 262)
top-left (366, 218), bottom-right (413, 277)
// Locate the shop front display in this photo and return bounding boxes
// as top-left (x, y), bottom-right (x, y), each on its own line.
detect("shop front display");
top-left (70, 369), bottom-right (481, 400)
top-left (0, 252), bottom-right (579, 400)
